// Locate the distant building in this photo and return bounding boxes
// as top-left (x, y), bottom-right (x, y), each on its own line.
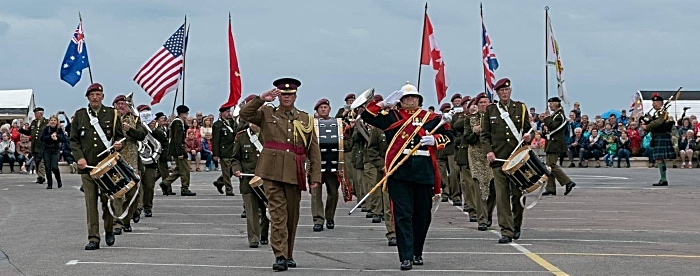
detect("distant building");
top-left (0, 89), bottom-right (36, 125)
top-left (635, 90), bottom-right (700, 121)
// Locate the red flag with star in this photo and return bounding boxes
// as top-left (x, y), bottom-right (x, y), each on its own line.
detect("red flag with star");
top-left (225, 13), bottom-right (242, 107)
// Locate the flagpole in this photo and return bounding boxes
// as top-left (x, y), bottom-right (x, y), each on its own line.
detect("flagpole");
top-left (480, 3), bottom-right (490, 103)
top-left (544, 6), bottom-right (549, 109)
top-left (171, 87), bottom-right (180, 116)
top-left (181, 16), bottom-right (188, 105)
top-left (79, 12), bottom-right (94, 84)
top-left (417, 3), bottom-right (427, 91)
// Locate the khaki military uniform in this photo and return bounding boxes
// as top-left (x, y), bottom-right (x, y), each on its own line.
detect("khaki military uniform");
top-left (212, 118), bottom-right (237, 195)
top-left (351, 120), bottom-right (370, 212)
top-left (70, 105), bottom-right (124, 243)
top-left (544, 108), bottom-right (572, 192)
top-left (480, 100), bottom-right (531, 238)
top-left (154, 125), bottom-right (171, 186)
top-left (18, 117), bottom-right (47, 181)
top-left (114, 114), bottom-right (147, 230)
top-left (232, 128), bottom-right (270, 245)
top-left (162, 118), bottom-right (192, 193)
top-left (363, 126), bottom-right (396, 240)
top-left (453, 112), bottom-right (477, 214)
top-left (239, 96), bottom-right (321, 260)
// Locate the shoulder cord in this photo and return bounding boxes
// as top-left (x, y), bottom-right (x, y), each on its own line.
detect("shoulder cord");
top-left (294, 114), bottom-right (315, 147)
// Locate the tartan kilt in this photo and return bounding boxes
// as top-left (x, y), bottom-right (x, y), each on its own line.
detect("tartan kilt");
top-left (650, 135), bottom-right (676, 160)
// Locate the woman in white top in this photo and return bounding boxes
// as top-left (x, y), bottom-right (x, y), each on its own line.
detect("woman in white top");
top-left (0, 132), bottom-right (16, 173)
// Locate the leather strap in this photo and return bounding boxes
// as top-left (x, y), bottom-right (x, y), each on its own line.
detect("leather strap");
top-left (87, 109), bottom-right (111, 148)
top-left (247, 128), bottom-right (263, 152)
top-left (495, 103), bottom-right (523, 142)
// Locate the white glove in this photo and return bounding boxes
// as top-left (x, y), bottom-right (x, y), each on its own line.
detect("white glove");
top-left (420, 135), bottom-right (435, 146)
top-left (382, 90), bottom-right (403, 107)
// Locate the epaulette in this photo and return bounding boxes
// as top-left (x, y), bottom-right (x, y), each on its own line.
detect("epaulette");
top-left (236, 129), bottom-right (246, 135)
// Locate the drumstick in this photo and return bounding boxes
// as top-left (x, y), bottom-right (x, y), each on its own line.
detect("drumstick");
top-left (494, 158), bottom-right (509, 163)
top-left (239, 173), bottom-right (255, 177)
top-left (98, 137), bottom-right (127, 157)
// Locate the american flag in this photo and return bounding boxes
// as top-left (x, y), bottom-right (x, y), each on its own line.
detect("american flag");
top-left (134, 23), bottom-right (187, 105)
top-left (481, 11), bottom-right (499, 101)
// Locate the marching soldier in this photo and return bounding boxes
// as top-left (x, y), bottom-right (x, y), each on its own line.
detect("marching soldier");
top-left (542, 97), bottom-right (577, 196)
top-left (465, 93), bottom-right (496, 231)
top-left (212, 103), bottom-right (237, 196)
top-left (139, 105), bottom-right (164, 217)
top-left (437, 103), bottom-right (461, 206)
top-left (452, 95), bottom-right (478, 220)
top-left (361, 82), bottom-right (452, 270)
top-left (111, 95), bottom-right (147, 235)
top-left (232, 122), bottom-right (270, 247)
top-left (336, 93), bottom-right (356, 119)
top-left (644, 93), bottom-right (675, 186)
top-left (239, 77), bottom-right (321, 271)
top-left (361, 97), bottom-right (397, 246)
top-left (159, 105), bottom-right (197, 196)
top-left (351, 111), bottom-right (372, 217)
top-left (18, 107), bottom-right (48, 184)
top-left (70, 83), bottom-right (124, 250)
top-left (311, 99), bottom-right (342, 232)
top-left (153, 112), bottom-right (174, 195)
top-left (480, 78), bottom-right (532, 243)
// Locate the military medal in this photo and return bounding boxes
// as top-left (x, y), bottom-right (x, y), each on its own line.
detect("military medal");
top-left (412, 117), bottom-right (423, 126)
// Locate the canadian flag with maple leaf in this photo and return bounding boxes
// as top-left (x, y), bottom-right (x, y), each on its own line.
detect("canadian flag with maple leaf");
top-left (420, 13), bottom-right (449, 103)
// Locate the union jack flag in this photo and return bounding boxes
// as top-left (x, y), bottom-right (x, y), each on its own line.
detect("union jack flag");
top-left (481, 13), bottom-right (499, 101)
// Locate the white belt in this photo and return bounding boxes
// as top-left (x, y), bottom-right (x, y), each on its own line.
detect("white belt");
top-left (403, 149), bottom-right (430, 156)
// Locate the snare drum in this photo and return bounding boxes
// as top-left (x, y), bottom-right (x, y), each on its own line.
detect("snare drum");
top-left (502, 146), bottom-right (551, 194)
top-left (314, 118), bottom-right (344, 172)
top-left (89, 152), bottom-right (140, 200)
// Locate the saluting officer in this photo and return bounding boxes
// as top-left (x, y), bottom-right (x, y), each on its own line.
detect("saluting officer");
top-left (19, 107), bottom-right (48, 184)
top-left (239, 77), bottom-right (322, 271)
top-left (212, 103), bottom-right (237, 196)
top-left (361, 82), bottom-right (453, 270)
top-left (480, 78), bottom-right (532, 244)
top-left (159, 105), bottom-right (196, 196)
top-left (542, 97), bottom-right (577, 196)
top-left (232, 122), bottom-right (270, 248)
top-left (70, 83), bottom-right (124, 250)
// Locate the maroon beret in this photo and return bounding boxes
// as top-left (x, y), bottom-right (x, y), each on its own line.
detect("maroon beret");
top-left (470, 92), bottom-right (488, 107)
top-left (450, 93), bottom-right (462, 102)
top-left (345, 93), bottom-right (356, 101)
top-left (137, 104), bottom-right (150, 112)
top-left (373, 94), bottom-right (383, 102)
top-left (494, 78), bottom-right (511, 91)
top-left (273, 77), bottom-right (301, 93)
top-left (439, 103), bottom-right (451, 112)
top-left (112, 94), bottom-right (126, 105)
top-left (85, 83), bottom-right (103, 96)
top-left (219, 103), bottom-right (234, 112)
top-left (244, 94), bottom-right (256, 103)
top-left (314, 98), bottom-right (330, 110)
top-left (461, 96), bottom-right (471, 106)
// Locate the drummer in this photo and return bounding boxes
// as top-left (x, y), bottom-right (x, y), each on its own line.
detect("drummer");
top-left (310, 98), bottom-right (342, 232)
top-left (70, 83), bottom-right (124, 250)
top-left (479, 78), bottom-right (532, 244)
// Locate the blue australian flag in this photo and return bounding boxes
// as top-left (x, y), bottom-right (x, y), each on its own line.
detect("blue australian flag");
top-left (60, 21), bottom-right (90, 86)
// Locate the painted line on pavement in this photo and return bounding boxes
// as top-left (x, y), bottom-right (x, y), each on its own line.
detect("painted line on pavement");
top-left (139, 221), bottom-right (473, 230)
top-left (524, 227), bottom-right (700, 234)
top-left (538, 252), bottom-right (700, 259)
top-left (108, 247), bottom-right (524, 255)
top-left (567, 175), bottom-right (629, 180)
top-left (64, 260), bottom-right (549, 273)
top-left (117, 232), bottom-right (506, 241)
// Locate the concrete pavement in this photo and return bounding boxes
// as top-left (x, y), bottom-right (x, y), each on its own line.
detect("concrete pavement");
top-left (0, 167), bottom-right (699, 275)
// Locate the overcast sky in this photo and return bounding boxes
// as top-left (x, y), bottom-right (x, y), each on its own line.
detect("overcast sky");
top-left (1, 0), bottom-right (699, 118)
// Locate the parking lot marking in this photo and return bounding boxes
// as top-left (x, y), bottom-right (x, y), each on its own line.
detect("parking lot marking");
top-left (538, 252), bottom-right (700, 259)
top-left (63, 260), bottom-right (550, 273)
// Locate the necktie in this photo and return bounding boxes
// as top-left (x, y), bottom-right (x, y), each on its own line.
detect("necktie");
top-left (285, 110), bottom-right (293, 119)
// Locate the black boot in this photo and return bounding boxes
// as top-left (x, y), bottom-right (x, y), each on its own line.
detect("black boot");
top-left (400, 260), bottom-right (413, 270)
top-left (273, 256), bottom-right (288, 271)
top-left (84, 241), bottom-right (100, 250)
top-left (105, 232), bottom-right (115, 246)
top-left (56, 174), bottom-right (63, 188)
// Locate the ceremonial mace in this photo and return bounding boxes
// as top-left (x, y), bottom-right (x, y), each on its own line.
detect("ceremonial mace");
top-left (349, 112), bottom-right (452, 215)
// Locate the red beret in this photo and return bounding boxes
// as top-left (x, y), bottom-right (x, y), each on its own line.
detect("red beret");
top-left (450, 93), bottom-right (462, 102)
top-left (494, 78), bottom-right (511, 91)
top-left (439, 103), bottom-right (451, 112)
top-left (345, 93), bottom-right (356, 101)
top-left (244, 94), bottom-right (256, 103)
top-left (314, 98), bottom-right (330, 110)
top-left (373, 94), bottom-right (383, 102)
top-left (85, 83), bottom-right (103, 96)
top-left (470, 92), bottom-right (488, 107)
top-left (273, 77), bottom-right (301, 93)
top-left (112, 94), bottom-right (126, 105)
top-left (461, 96), bottom-right (471, 106)
top-left (137, 104), bottom-right (150, 112)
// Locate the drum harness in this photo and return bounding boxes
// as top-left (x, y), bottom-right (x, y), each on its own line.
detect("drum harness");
top-left (88, 109), bottom-right (141, 220)
top-left (545, 112), bottom-right (566, 140)
top-left (247, 128), bottom-right (263, 152)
